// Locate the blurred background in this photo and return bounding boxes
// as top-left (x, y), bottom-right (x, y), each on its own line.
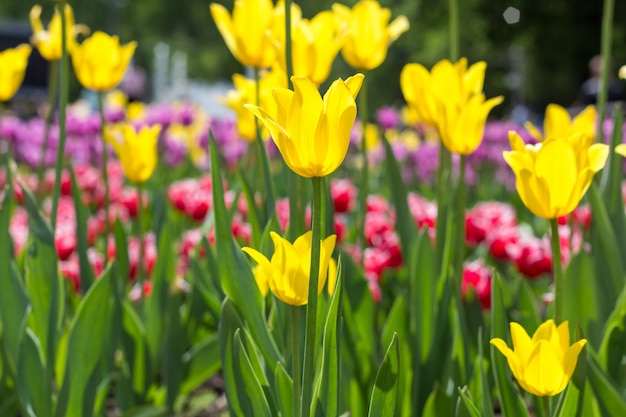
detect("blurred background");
top-left (1, 0), bottom-right (625, 118)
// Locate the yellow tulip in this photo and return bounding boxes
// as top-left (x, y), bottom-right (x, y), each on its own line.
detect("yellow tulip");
top-left (271, 8), bottom-right (343, 86)
top-left (242, 231), bottom-right (336, 305)
top-left (333, 0), bottom-right (409, 71)
top-left (525, 104), bottom-right (596, 142)
top-left (245, 73), bottom-right (364, 178)
top-left (503, 131), bottom-right (608, 219)
top-left (29, 4), bottom-right (89, 61)
top-left (619, 65), bottom-right (626, 80)
top-left (616, 144), bottom-right (626, 157)
top-left (220, 67), bottom-right (286, 141)
top-left (104, 124), bottom-right (161, 183)
top-left (491, 320), bottom-right (587, 396)
top-left (210, 0), bottom-right (276, 68)
top-left (401, 58), bottom-right (503, 155)
top-left (71, 31), bottom-right (136, 91)
top-left (0, 45), bottom-right (32, 102)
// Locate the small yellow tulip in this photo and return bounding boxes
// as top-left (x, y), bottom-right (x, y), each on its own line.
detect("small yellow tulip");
top-left (401, 58), bottom-right (503, 155)
top-left (525, 104), bottom-right (596, 142)
top-left (491, 320), bottom-right (587, 397)
top-left (333, 0), bottom-right (409, 71)
top-left (245, 73), bottom-right (364, 178)
top-left (503, 131), bottom-right (608, 219)
top-left (105, 124), bottom-right (161, 183)
top-left (71, 31), bottom-right (136, 92)
top-left (242, 231), bottom-right (336, 306)
top-left (0, 45), bottom-right (32, 102)
top-left (619, 65), bottom-right (626, 80)
top-left (210, 0), bottom-right (276, 68)
top-left (615, 144), bottom-right (626, 157)
top-left (220, 67), bottom-right (286, 141)
top-left (29, 4), bottom-right (88, 61)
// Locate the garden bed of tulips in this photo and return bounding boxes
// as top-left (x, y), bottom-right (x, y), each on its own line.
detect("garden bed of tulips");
top-left (2, 0), bottom-right (626, 417)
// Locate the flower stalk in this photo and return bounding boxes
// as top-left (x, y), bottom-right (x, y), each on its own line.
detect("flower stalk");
top-left (597, 0), bottom-right (615, 143)
top-left (300, 176), bottom-right (322, 417)
top-left (253, 67), bottom-right (276, 220)
top-left (50, 0), bottom-right (68, 231)
top-left (39, 60), bottom-right (58, 179)
top-left (358, 74), bottom-right (369, 261)
top-left (97, 91), bottom-right (111, 262)
top-left (292, 305), bottom-right (302, 417)
top-left (550, 218), bottom-right (563, 324)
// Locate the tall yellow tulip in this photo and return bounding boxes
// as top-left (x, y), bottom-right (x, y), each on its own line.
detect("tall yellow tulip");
top-left (270, 7), bottom-right (343, 86)
top-left (71, 31), bottom-right (136, 91)
top-left (400, 58), bottom-right (503, 155)
top-left (491, 320), bottom-right (587, 397)
top-left (503, 131), bottom-right (608, 219)
top-left (29, 4), bottom-right (88, 61)
top-left (332, 0), bottom-right (409, 71)
top-left (525, 104), bottom-right (596, 142)
top-left (0, 45), bottom-right (32, 102)
top-left (210, 0), bottom-right (276, 68)
top-left (245, 74), bottom-right (364, 178)
top-left (104, 124), bottom-right (161, 184)
top-left (242, 231), bottom-right (336, 305)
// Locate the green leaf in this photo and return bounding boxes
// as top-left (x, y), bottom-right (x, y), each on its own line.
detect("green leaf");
top-left (421, 386), bottom-right (454, 417)
top-left (113, 218), bottom-right (130, 282)
top-left (368, 333), bottom-right (400, 417)
top-left (69, 168), bottom-right (96, 289)
top-left (598, 278), bottom-right (626, 385)
top-left (180, 334), bottom-right (220, 395)
top-left (209, 133), bottom-right (281, 365)
top-left (313, 262), bottom-right (343, 417)
top-left (55, 265), bottom-right (114, 417)
top-left (120, 405), bottom-right (168, 417)
top-left (555, 383), bottom-right (583, 417)
top-left (274, 362), bottom-right (293, 417)
top-left (163, 293), bottom-right (184, 410)
top-left (121, 300), bottom-right (148, 399)
top-left (457, 387), bottom-right (481, 417)
top-left (233, 330), bottom-right (273, 417)
top-left (382, 136), bottom-right (419, 260)
top-left (587, 350), bottom-right (626, 416)
top-left (0, 180), bottom-right (30, 376)
top-left (238, 169), bottom-right (263, 248)
top-left (17, 328), bottom-right (51, 417)
top-left (490, 274), bottom-right (530, 417)
top-left (470, 328), bottom-right (494, 417)
top-left (189, 256), bottom-right (222, 320)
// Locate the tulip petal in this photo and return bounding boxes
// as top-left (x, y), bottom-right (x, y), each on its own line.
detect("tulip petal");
top-left (510, 322), bottom-right (533, 364)
top-left (563, 339), bottom-right (587, 378)
top-left (490, 338), bottom-right (523, 381)
top-left (544, 104), bottom-right (571, 140)
top-left (588, 143), bottom-right (609, 172)
top-left (615, 144), bottom-right (626, 158)
top-left (535, 139), bottom-right (577, 216)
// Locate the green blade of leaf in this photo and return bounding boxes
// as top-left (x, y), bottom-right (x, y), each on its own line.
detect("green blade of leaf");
top-left (368, 333), bottom-right (400, 417)
top-left (17, 327), bottom-right (51, 417)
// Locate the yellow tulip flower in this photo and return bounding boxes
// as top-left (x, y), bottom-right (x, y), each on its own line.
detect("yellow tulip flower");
top-left (242, 231), bottom-right (336, 305)
top-left (0, 45), bottom-right (32, 102)
top-left (29, 4), bottom-right (89, 61)
top-left (525, 104), bottom-right (596, 142)
top-left (491, 320), bottom-right (587, 397)
top-left (619, 65), bottom-right (626, 80)
top-left (401, 58), bottom-right (503, 155)
top-left (245, 73), bottom-right (364, 178)
top-left (210, 0), bottom-right (276, 68)
top-left (503, 131), bottom-right (608, 219)
top-left (615, 144), bottom-right (626, 157)
top-left (271, 8), bottom-right (343, 86)
top-left (333, 0), bottom-right (409, 71)
top-left (220, 67), bottom-right (286, 141)
top-left (71, 31), bottom-right (136, 92)
top-left (104, 124), bottom-right (161, 184)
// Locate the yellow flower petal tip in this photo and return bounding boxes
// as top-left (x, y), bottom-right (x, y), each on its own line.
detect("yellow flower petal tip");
top-left (491, 320), bottom-right (587, 397)
top-left (242, 231), bottom-right (337, 306)
top-left (0, 44), bottom-right (32, 102)
top-left (29, 4), bottom-right (88, 61)
top-left (615, 144), bottom-right (626, 157)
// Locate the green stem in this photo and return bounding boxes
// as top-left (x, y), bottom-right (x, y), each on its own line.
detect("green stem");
top-left (300, 176), bottom-right (322, 417)
top-left (284, 0), bottom-right (294, 88)
top-left (358, 74), bottom-right (369, 263)
top-left (292, 305), bottom-right (302, 417)
top-left (97, 92), bottom-right (111, 264)
top-left (542, 395), bottom-right (551, 417)
top-left (448, 0), bottom-right (459, 61)
top-left (50, 0), bottom-right (68, 231)
top-left (136, 184), bottom-right (145, 286)
top-left (435, 146), bottom-right (452, 276)
top-left (253, 67), bottom-right (276, 221)
top-left (38, 60), bottom-right (58, 179)
top-left (550, 218), bottom-right (563, 324)
top-left (454, 155), bottom-right (467, 286)
top-left (597, 0), bottom-right (615, 143)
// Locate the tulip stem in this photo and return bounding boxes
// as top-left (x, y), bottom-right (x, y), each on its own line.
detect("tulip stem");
top-left (136, 183), bottom-right (145, 287)
top-left (301, 176), bottom-right (322, 417)
top-left (358, 73), bottom-right (369, 264)
top-left (50, 0), bottom-right (69, 231)
top-left (448, 0), bottom-right (459, 61)
top-left (435, 145), bottom-right (452, 276)
top-left (97, 91), bottom-right (111, 263)
top-left (292, 305), bottom-right (302, 417)
top-left (253, 67), bottom-right (276, 221)
top-left (597, 0), bottom-right (615, 143)
top-left (284, 0), bottom-right (294, 88)
top-left (550, 218), bottom-right (563, 324)
top-left (542, 395), bottom-right (551, 417)
top-left (39, 60), bottom-right (58, 179)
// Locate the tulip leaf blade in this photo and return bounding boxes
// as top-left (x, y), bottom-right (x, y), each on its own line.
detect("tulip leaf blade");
top-left (16, 326), bottom-right (51, 417)
top-left (490, 274), bottom-right (530, 417)
top-left (457, 386), bottom-right (482, 417)
top-left (69, 167), bottom-right (96, 290)
top-left (587, 350), bottom-right (626, 416)
top-left (367, 333), bottom-right (400, 417)
top-left (274, 361), bottom-right (293, 417)
top-left (233, 329), bottom-right (273, 417)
